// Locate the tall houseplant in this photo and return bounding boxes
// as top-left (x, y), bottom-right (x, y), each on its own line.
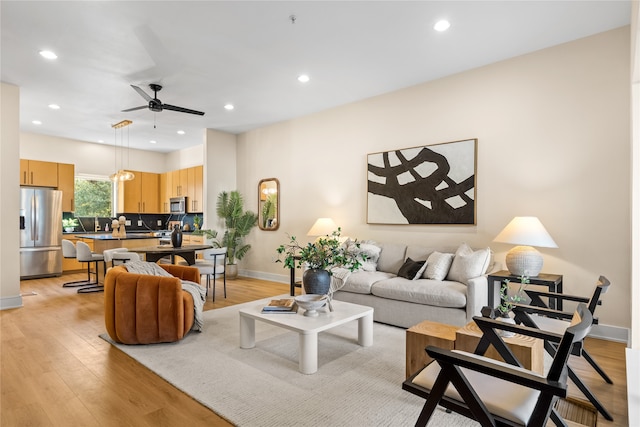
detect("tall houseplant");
top-left (216, 191), bottom-right (258, 279)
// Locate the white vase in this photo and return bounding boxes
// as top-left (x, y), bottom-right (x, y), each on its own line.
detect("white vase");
top-left (497, 314), bottom-right (516, 338)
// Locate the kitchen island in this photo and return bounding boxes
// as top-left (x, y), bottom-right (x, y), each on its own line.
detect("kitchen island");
top-left (74, 233), bottom-right (160, 284)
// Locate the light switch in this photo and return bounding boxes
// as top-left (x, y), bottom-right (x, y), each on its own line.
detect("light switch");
top-left (125, 220), bottom-right (131, 226)
top-left (157, 220), bottom-right (162, 226)
top-left (137, 220), bottom-right (143, 226)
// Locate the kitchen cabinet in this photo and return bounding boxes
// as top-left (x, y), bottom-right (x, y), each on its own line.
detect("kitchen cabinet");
top-left (58, 162), bottom-right (75, 212)
top-left (171, 168), bottom-right (189, 197)
top-left (159, 172), bottom-right (171, 213)
top-left (119, 171), bottom-right (159, 213)
top-left (187, 165), bottom-right (203, 212)
top-left (20, 159), bottom-right (58, 187)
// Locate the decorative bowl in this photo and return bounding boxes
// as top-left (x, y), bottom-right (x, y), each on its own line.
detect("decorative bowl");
top-left (294, 294), bottom-right (328, 317)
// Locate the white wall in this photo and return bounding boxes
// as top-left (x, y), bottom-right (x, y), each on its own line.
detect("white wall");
top-left (238, 27), bottom-right (632, 335)
top-left (20, 132), bottom-right (168, 175)
top-left (0, 82), bottom-right (23, 309)
top-left (203, 129), bottom-right (237, 231)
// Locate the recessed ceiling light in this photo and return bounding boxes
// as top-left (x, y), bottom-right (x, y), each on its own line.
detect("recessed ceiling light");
top-left (48, 104), bottom-right (60, 110)
top-left (177, 130), bottom-right (185, 135)
top-left (224, 104), bottom-right (234, 111)
top-left (39, 50), bottom-right (57, 60)
top-left (434, 20), bottom-right (451, 32)
top-left (150, 140), bottom-right (157, 144)
top-left (32, 120), bottom-right (42, 125)
top-left (297, 74), bottom-right (310, 83)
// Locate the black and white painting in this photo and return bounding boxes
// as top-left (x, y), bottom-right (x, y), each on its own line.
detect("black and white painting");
top-left (367, 139), bottom-right (477, 225)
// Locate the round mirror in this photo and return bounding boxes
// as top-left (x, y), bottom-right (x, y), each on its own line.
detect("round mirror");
top-left (258, 178), bottom-right (279, 231)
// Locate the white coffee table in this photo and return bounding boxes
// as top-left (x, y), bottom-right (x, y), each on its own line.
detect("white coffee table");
top-left (239, 297), bottom-right (373, 374)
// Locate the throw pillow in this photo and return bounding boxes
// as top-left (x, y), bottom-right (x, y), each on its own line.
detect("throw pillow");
top-left (358, 243), bottom-right (382, 272)
top-left (397, 257), bottom-right (426, 280)
top-left (446, 243), bottom-right (492, 283)
top-left (423, 252), bottom-right (455, 281)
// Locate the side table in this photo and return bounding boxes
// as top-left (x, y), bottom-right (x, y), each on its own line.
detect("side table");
top-left (487, 270), bottom-right (563, 310)
top-left (455, 321), bottom-right (544, 375)
top-left (405, 320), bottom-right (458, 379)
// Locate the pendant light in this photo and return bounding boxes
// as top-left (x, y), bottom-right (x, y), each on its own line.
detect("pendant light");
top-left (109, 119), bottom-right (135, 182)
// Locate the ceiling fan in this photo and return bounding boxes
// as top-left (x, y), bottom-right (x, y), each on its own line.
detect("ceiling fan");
top-left (122, 83), bottom-right (205, 116)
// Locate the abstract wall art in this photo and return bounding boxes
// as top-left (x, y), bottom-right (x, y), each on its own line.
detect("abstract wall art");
top-left (367, 139), bottom-right (477, 225)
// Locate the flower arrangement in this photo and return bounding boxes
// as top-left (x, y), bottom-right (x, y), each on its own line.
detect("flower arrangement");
top-left (496, 274), bottom-right (530, 316)
top-left (62, 218), bottom-right (79, 230)
top-left (276, 228), bottom-right (366, 273)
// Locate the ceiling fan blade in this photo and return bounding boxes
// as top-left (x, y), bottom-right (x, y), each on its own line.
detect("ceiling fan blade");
top-left (121, 105), bottom-right (148, 112)
top-left (162, 104), bottom-right (205, 116)
top-left (131, 84), bottom-right (153, 102)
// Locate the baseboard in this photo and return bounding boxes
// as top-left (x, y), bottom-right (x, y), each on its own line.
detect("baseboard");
top-left (239, 269), bottom-right (631, 343)
top-left (589, 323), bottom-right (629, 344)
top-left (0, 295), bottom-right (23, 310)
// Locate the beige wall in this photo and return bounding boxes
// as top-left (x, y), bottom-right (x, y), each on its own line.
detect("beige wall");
top-left (20, 132), bottom-right (168, 175)
top-left (0, 83), bottom-right (22, 309)
top-left (238, 27), bottom-right (631, 335)
top-left (203, 129), bottom-right (237, 231)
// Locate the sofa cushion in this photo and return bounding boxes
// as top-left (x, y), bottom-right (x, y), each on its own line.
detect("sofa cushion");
top-left (423, 251), bottom-right (455, 280)
top-left (376, 243), bottom-right (407, 274)
top-left (340, 270), bottom-right (396, 294)
top-left (447, 243), bottom-right (492, 283)
top-left (397, 257), bottom-right (427, 280)
top-left (371, 277), bottom-right (467, 308)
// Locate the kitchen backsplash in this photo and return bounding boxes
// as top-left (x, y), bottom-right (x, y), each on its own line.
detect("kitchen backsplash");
top-left (63, 213), bottom-right (202, 233)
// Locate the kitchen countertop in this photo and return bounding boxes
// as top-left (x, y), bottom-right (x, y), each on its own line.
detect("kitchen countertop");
top-left (74, 233), bottom-right (158, 240)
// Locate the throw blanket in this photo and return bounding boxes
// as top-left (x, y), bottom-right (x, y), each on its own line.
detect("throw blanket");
top-left (124, 261), bottom-right (206, 332)
top-left (329, 266), bottom-right (352, 296)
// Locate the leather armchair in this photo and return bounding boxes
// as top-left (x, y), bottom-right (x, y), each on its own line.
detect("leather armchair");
top-left (104, 264), bottom-right (200, 344)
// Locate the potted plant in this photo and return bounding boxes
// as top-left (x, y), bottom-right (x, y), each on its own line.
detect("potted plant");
top-left (216, 191), bottom-right (258, 279)
top-left (193, 214), bottom-right (202, 230)
top-left (62, 217), bottom-right (79, 232)
top-left (495, 274), bottom-right (530, 337)
top-left (276, 228), bottom-right (366, 295)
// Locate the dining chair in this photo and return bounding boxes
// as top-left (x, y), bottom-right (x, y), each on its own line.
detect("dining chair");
top-left (102, 248), bottom-right (141, 270)
top-left (512, 275), bottom-right (613, 421)
top-left (180, 247), bottom-right (227, 300)
top-left (75, 241), bottom-right (105, 294)
top-left (403, 303), bottom-right (594, 427)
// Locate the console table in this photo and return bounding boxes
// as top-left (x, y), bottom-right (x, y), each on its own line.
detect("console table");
top-left (487, 270), bottom-right (563, 310)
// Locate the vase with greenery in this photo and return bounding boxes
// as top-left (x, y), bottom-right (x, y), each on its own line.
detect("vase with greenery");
top-left (193, 214), bottom-right (202, 230)
top-left (276, 228), bottom-right (366, 295)
top-left (216, 191), bottom-right (258, 278)
top-left (495, 274), bottom-right (530, 337)
top-left (62, 218), bottom-right (79, 232)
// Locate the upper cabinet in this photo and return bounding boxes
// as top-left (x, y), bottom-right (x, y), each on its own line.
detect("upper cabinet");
top-left (57, 162), bottom-right (75, 212)
top-left (20, 159), bottom-right (58, 187)
top-left (159, 172), bottom-right (171, 213)
top-left (186, 165), bottom-right (203, 213)
top-left (118, 171), bottom-right (159, 213)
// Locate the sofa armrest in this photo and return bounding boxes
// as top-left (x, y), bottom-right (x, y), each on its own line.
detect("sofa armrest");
top-left (160, 264), bottom-right (200, 283)
top-left (466, 275), bottom-right (489, 321)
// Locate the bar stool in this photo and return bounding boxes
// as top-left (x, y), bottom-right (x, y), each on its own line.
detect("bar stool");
top-left (75, 241), bottom-right (105, 294)
top-left (102, 248), bottom-right (140, 271)
top-left (61, 239), bottom-right (92, 288)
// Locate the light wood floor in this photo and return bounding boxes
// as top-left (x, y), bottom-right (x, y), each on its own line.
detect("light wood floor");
top-left (1, 273), bottom-right (629, 426)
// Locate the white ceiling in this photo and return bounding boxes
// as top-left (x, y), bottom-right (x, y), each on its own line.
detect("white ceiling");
top-left (1, 1), bottom-right (631, 153)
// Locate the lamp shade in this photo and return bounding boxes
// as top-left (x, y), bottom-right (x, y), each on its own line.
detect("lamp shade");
top-left (493, 217), bottom-right (557, 248)
top-left (307, 218), bottom-right (338, 237)
top-left (493, 217), bottom-right (557, 277)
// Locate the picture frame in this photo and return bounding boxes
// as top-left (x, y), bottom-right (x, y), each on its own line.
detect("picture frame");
top-left (367, 139), bottom-right (477, 225)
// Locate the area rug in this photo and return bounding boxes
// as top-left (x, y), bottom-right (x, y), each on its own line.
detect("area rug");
top-left (101, 298), bottom-right (479, 426)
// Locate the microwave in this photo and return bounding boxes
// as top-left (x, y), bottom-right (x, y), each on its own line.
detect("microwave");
top-left (170, 197), bottom-right (187, 214)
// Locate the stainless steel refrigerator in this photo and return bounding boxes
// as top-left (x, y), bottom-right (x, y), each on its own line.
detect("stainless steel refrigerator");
top-left (20, 188), bottom-right (63, 279)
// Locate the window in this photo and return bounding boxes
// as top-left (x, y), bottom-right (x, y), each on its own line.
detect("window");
top-left (74, 175), bottom-right (113, 217)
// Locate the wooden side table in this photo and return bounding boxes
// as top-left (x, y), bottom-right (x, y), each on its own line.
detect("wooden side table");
top-left (405, 320), bottom-right (458, 379)
top-left (487, 270), bottom-right (563, 310)
top-left (455, 321), bottom-right (544, 375)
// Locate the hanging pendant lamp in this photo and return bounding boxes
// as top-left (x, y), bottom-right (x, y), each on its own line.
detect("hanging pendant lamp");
top-left (109, 119), bottom-right (135, 182)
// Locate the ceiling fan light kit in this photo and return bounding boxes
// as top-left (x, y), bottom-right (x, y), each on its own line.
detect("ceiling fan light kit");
top-left (122, 84), bottom-right (205, 116)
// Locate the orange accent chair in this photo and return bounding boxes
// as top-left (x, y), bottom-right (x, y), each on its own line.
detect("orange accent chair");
top-left (104, 264), bottom-right (199, 344)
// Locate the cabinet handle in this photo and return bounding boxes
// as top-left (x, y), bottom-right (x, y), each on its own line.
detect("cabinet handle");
top-left (143, 202), bottom-right (145, 212)
top-left (23, 171), bottom-right (26, 184)
top-left (138, 202), bottom-right (141, 212)
top-left (30, 171), bottom-right (33, 184)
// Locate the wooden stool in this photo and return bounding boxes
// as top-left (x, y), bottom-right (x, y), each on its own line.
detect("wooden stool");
top-left (455, 321), bottom-right (544, 375)
top-left (405, 320), bottom-right (458, 379)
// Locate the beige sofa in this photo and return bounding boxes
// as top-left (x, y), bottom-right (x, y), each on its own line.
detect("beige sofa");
top-left (332, 242), bottom-right (493, 328)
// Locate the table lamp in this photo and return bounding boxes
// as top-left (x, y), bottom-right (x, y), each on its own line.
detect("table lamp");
top-left (493, 216), bottom-right (557, 277)
top-left (307, 218), bottom-right (339, 237)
